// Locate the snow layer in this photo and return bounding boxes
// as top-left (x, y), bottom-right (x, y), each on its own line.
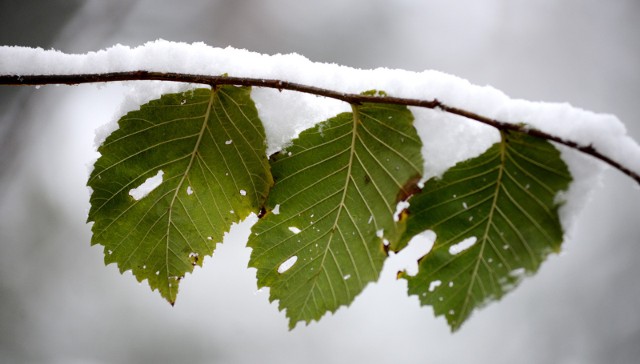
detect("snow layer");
top-left (1, 40), bottom-right (637, 233)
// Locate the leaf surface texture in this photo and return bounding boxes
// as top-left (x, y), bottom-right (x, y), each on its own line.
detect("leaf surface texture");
top-left (401, 131), bottom-right (572, 330)
top-left (249, 100), bottom-right (423, 328)
top-left (88, 86), bottom-right (272, 303)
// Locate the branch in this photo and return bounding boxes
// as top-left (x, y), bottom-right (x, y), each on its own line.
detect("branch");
top-left (1, 71), bottom-right (638, 184)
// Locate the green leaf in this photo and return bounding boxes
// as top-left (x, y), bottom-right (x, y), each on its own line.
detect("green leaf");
top-left (248, 98), bottom-right (423, 328)
top-left (400, 131), bottom-right (572, 331)
top-left (87, 86), bottom-right (272, 304)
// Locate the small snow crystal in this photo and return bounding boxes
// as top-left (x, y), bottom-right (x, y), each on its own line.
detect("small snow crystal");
top-left (186, 186), bottom-right (193, 195)
top-left (225, 140), bottom-right (232, 145)
top-left (129, 170), bottom-right (164, 200)
top-left (277, 256), bottom-right (298, 273)
top-left (272, 204), bottom-right (280, 214)
top-left (240, 189), bottom-right (246, 196)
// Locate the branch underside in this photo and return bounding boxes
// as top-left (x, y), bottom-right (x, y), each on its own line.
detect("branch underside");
top-left (1, 72), bottom-right (637, 184)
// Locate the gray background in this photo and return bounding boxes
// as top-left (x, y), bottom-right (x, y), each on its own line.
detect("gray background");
top-left (1, 1), bottom-right (639, 363)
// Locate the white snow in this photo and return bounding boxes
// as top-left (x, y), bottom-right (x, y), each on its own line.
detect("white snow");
top-left (394, 200), bottom-right (410, 222)
top-left (390, 231), bottom-right (435, 277)
top-left (128, 170), bottom-right (163, 200)
top-left (1, 40), bottom-right (638, 235)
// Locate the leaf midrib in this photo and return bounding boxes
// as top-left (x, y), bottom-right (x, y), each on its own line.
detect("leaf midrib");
top-left (457, 131), bottom-right (507, 328)
top-left (298, 105), bottom-right (361, 319)
top-left (163, 89), bottom-right (216, 300)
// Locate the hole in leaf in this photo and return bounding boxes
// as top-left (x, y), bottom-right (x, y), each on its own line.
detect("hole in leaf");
top-left (448, 236), bottom-right (477, 255)
top-left (189, 252), bottom-right (199, 266)
top-left (428, 280), bottom-right (442, 292)
top-left (129, 170), bottom-right (164, 200)
top-left (277, 256), bottom-right (298, 273)
top-left (288, 226), bottom-right (301, 234)
top-left (391, 231), bottom-right (434, 275)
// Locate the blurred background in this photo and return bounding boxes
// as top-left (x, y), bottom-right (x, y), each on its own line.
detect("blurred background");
top-left (1, 1), bottom-right (639, 363)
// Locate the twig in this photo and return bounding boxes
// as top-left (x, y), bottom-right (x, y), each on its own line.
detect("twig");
top-left (1, 71), bottom-right (638, 184)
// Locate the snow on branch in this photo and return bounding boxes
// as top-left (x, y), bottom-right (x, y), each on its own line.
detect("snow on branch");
top-left (1, 70), bottom-right (638, 185)
top-left (0, 39), bottom-right (638, 235)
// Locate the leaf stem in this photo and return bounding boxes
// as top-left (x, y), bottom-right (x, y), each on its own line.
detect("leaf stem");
top-left (1, 71), bottom-right (638, 184)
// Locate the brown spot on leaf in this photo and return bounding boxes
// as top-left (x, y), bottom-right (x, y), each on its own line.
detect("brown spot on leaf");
top-left (258, 206), bottom-right (267, 218)
top-left (381, 243), bottom-right (390, 256)
top-left (396, 208), bottom-right (410, 222)
top-left (396, 174), bottom-right (422, 202)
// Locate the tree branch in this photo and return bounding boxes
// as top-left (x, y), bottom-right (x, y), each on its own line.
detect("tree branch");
top-left (1, 71), bottom-right (638, 184)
